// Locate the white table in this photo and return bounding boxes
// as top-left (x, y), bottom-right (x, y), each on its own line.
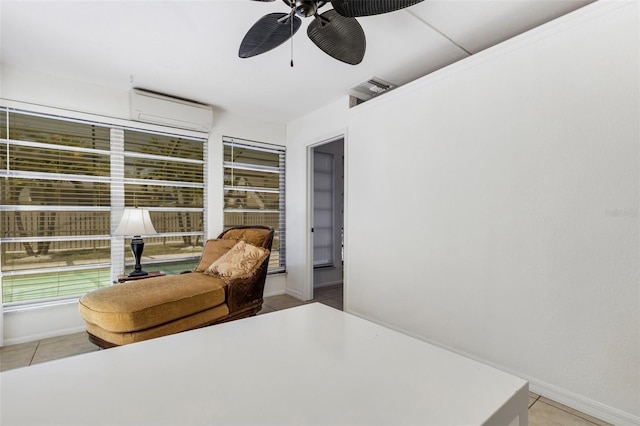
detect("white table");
top-left (1, 303), bottom-right (528, 425)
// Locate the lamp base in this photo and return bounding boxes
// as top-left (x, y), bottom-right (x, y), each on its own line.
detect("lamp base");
top-left (127, 269), bottom-right (149, 277)
top-left (129, 237), bottom-right (148, 278)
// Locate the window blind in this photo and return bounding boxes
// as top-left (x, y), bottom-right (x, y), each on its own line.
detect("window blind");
top-left (0, 109), bottom-right (207, 307)
top-left (121, 129), bottom-right (206, 265)
top-left (223, 138), bottom-right (286, 273)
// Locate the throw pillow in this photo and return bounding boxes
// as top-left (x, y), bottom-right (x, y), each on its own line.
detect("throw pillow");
top-left (194, 239), bottom-right (238, 272)
top-left (206, 240), bottom-right (270, 281)
top-left (221, 228), bottom-right (269, 247)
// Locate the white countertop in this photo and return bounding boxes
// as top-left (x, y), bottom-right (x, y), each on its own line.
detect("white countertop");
top-left (1, 303), bottom-right (528, 425)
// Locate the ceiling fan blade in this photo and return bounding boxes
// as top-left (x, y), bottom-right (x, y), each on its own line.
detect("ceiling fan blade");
top-left (307, 10), bottom-right (365, 65)
top-left (239, 13), bottom-right (302, 58)
top-left (331, 0), bottom-right (424, 17)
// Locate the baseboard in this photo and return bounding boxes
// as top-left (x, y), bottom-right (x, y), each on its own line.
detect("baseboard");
top-left (263, 288), bottom-right (286, 298)
top-left (286, 287), bottom-right (304, 300)
top-left (3, 325), bottom-right (87, 347)
top-left (348, 309), bottom-right (640, 426)
top-left (528, 380), bottom-right (640, 426)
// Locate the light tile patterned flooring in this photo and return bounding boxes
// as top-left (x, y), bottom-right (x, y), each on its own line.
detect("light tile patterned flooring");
top-left (1, 284), bottom-right (610, 425)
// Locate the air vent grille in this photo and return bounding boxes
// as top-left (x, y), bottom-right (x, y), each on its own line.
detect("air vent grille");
top-left (349, 77), bottom-right (397, 106)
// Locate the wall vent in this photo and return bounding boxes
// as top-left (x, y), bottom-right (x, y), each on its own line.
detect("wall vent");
top-left (349, 77), bottom-right (397, 107)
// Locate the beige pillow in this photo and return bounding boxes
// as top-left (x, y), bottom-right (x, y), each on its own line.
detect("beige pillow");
top-left (221, 228), bottom-right (270, 247)
top-left (194, 239), bottom-right (238, 272)
top-left (206, 240), bottom-right (269, 281)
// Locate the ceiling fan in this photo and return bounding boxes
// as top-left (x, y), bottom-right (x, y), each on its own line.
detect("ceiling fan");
top-left (239, 0), bottom-right (425, 65)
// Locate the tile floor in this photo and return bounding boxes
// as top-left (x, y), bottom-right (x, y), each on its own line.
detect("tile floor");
top-left (0, 284), bottom-right (610, 426)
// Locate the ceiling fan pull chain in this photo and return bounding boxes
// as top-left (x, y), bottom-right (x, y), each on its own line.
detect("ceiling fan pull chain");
top-left (290, 8), bottom-right (294, 67)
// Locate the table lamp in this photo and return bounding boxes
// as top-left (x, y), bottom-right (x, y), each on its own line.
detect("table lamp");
top-left (115, 208), bottom-right (157, 277)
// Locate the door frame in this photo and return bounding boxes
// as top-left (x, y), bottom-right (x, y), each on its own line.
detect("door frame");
top-left (305, 134), bottom-right (346, 302)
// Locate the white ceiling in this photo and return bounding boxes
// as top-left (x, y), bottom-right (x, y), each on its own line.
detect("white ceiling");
top-left (1, 0), bottom-right (595, 124)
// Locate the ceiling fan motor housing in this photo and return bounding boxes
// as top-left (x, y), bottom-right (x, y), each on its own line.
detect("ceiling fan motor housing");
top-left (294, 0), bottom-right (320, 17)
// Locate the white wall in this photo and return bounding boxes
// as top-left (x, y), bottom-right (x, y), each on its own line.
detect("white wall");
top-left (1, 66), bottom-right (287, 344)
top-left (287, 2), bottom-right (639, 424)
top-left (286, 97), bottom-right (349, 300)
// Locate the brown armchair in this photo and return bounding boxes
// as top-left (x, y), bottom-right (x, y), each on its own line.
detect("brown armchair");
top-left (79, 226), bottom-right (274, 349)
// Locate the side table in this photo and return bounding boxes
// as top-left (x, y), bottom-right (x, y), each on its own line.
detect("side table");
top-left (117, 271), bottom-right (166, 283)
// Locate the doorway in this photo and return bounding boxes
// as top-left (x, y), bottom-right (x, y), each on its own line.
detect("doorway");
top-left (311, 138), bottom-right (344, 307)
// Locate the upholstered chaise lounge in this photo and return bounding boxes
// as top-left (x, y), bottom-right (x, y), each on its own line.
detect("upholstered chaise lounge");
top-left (79, 225), bottom-right (274, 349)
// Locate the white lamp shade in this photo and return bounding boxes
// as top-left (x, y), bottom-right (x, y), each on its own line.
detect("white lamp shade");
top-left (115, 208), bottom-right (157, 236)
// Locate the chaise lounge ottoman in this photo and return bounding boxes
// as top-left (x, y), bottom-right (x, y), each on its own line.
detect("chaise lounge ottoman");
top-left (79, 225), bottom-right (274, 348)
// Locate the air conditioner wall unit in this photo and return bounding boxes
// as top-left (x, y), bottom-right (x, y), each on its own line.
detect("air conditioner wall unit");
top-left (130, 89), bottom-right (213, 133)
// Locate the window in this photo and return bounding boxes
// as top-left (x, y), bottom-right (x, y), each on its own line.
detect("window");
top-left (223, 138), bottom-right (285, 273)
top-left (118, 129), bottom-right (206, 272)
top-left (0, 109), bottom-right (206, 306)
